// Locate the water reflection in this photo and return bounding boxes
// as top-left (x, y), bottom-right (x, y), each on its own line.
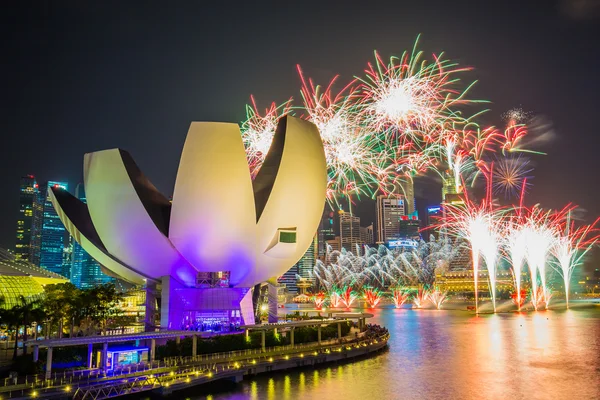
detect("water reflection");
top-left (153, 308), bottom-right (600, 399)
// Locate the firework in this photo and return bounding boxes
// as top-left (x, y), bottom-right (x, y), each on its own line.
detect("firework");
top-left (523, 215), bottom-right (555, 310)
top-left (356, 37), bottom-right (477, 142)
top-left (427, 288), bottom-right (449, 310)
top-left (505, 221), bottom-right (528, 310)
top-left (502, 107), bottom-right (531, 124)
top-left (492, 156), bottom-right (533, 198)
top-left (340, 286), bottom-right (358, 308)
top-left (297, 66), bottom-right (382, 202)
top-left (531, 287), bottom-right (553, 310)
top-left (550, 212), bottom-right (600, 308)
top-left (391, 287), bottom-right (411, 308)
top-left (444, 192), bottom-right (505, 313)
top-left (312, 292), bottom-right (326, 310)
top-left (511, 289), bottom-right (527, 309)
top-left (241, 95), bottom-right (292, 176)
top-left (329, 290), bottom-right (342, 308)
top-left (363, 287), bottom-right (383, 308)
top-left (413, 287), bottom-right (430, 308)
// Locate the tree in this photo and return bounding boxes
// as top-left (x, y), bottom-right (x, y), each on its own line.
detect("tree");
top-left (42, 283), bottom-right (79, 338)
top-left (0, 295), bottom-right (44, 360)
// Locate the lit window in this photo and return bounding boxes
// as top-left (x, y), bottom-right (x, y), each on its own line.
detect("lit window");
top-left (279, 231), bottom-right (297, 243)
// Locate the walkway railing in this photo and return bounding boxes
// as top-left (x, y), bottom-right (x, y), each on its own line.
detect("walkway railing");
top-left (0, 332), bottom-right (389, 399)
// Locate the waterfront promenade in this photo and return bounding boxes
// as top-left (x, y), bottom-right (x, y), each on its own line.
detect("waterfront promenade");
top-left (0, 327), bottom-right (389, 399)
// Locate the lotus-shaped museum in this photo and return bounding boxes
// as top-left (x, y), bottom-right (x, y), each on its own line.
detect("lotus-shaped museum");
top-left (50, 116), bottom-right (327, 328)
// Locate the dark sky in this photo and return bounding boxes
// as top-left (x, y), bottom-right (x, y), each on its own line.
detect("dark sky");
top-left (1, 0), bottom-right (600, 250)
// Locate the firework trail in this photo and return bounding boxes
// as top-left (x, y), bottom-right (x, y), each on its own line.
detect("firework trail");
top-left (340, 286), bottom-right (358, 308)
top-left (413, 286), bottom-right (430, 308)
top-left (356, 37), bottom-right (478, 143)
top-left (443, 188), bottom-right (505, 313)
top-left (428, 288), bottom-right (449, 309)
top-left (550, 211), bottom-right (600, 308)
top-left (492, 156), bottom-right (534, 199)
top-left (329, 290), bottom-right (343, 308)
top-left (312, 292), bottom-right (326, 310)
top-left (363, 287), bottom-right (383, 308)
top-left (505, 220), bottom-right (528, 310)
top-left (241, 95), bottom-right (292, 176)
top-left (391, 287), bottom-right (411, 308)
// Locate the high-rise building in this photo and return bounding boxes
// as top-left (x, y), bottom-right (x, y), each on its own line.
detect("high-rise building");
top-left (376, 194), bottom-right (406, 244)
top-left (399, 216), bottom-right (420, 240)
top-left (340, 212), bottom-right (361, 252)
top-left (326, 236), bottom-right (341, 252)
top-left (277, 264), bottom-right (298, 294)
top-left (69, 183), bottom-right (113, 288)
top-left (360, 224), bottom-right (374, 246)
top-left (398, 178), bottom-right (415, 215)
top-left (38, 181), bottom-right (69, 275)
top-left (317, 208), bottom-right (336, 258)
top-left (296, 234), bottom-right (317, 280)
top-left (425, 205), bottom-right (443, 241)
top-left (15, 175), bottom-right (38, 263)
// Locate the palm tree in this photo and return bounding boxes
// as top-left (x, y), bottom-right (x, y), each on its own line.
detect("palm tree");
top-left (17, 295), bottom-right (44, 355)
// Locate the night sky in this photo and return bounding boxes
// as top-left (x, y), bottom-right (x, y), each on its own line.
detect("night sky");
top-left (1, 0), bottom-right (600, 251)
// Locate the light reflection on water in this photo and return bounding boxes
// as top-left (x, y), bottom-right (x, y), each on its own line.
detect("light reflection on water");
top-left (153, 308), bottom-right (600, 399)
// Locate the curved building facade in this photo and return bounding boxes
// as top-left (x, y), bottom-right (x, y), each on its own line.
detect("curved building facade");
top-left (0, 248), bottom-right (68, 309)
top-left (50, 116), bottom-right (327, 328)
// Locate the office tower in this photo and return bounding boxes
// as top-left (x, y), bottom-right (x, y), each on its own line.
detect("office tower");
top-left (398, 178), bottom-right (415, 215)
top-left (326, 236), bottom-right (341, 252)
top-left (425, 205), bottom-right (443, 241)
top-left (296, 234), bottom-right (317, 280)
top-left (399, 216), bottom-right (420, 240)
top-left (317, 208), bottom-right (336, 258)
top-left (340, 212), bottom-right (361, 252)
top-left (37, 181), bottom-right (69, 275)
top-left (61, 237), bottom-right (73, 279)
top-left (277, 264), bottom-right (299, 294)
top-left (15, 175), bottom-right (38, 262)
top-left (70, 183), bottom-right (113, 288)
top-left (376, 194), bottom-right (406, 244)
top-left (360, 224), bottom-right (374, 246)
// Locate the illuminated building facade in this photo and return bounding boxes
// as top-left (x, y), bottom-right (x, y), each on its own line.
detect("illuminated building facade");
top-left (38, 181), bottom-right (69, 276)
top-left (435, 269), bottom-right (514, 294)
top-left (50, 116), bottom-right (327, 328)
top-left (277, 263), bottom-right (298, 293)
top-left (425, 205), bottom-right (442, 241)
top-left (0, 248), bottom-right (68, 309)
top-left (317, 209), bottom-right (336, 258)
top-left (398, 178), bottom-right (415, 215)
top-left (70, 183), bottom-right (113, 288)
top-left (360, 224), bottom-right (374, 246)
top-left (399, 216), bottom-right (420, 240)
top-left (340, 212), bottom-right (361, 252)
top-left (15, 175), bottom-right (38, 262)
top-left (326, 236), bottom-right (341, 252)
top-left (376, 194), bottom-right (406, 244)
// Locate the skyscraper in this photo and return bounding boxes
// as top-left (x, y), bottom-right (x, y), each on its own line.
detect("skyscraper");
top-left (398, 178), bottom-right (415, 215)
top-left (70, 183), bottom-right (113, 288)
top-left (376, 194), bottom-right (406, 244)
top-left (317, 208), bottom-right (336, 258)
top-left (399, 216), bottom-right (420, 240)
top-left (38, 181), bottom-right (69, 275)
top-left (340, 212), bottom-right (361, 252)
top-left (297, 234), bottom-right (317, 279)
top-left (360, 224), bottom-right (374, 246)
top-left (15, 175), bottom-right (37, 263)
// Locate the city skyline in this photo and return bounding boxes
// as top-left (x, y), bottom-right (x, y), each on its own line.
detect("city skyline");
top-left (2, 2), bottom-right (600, 251)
